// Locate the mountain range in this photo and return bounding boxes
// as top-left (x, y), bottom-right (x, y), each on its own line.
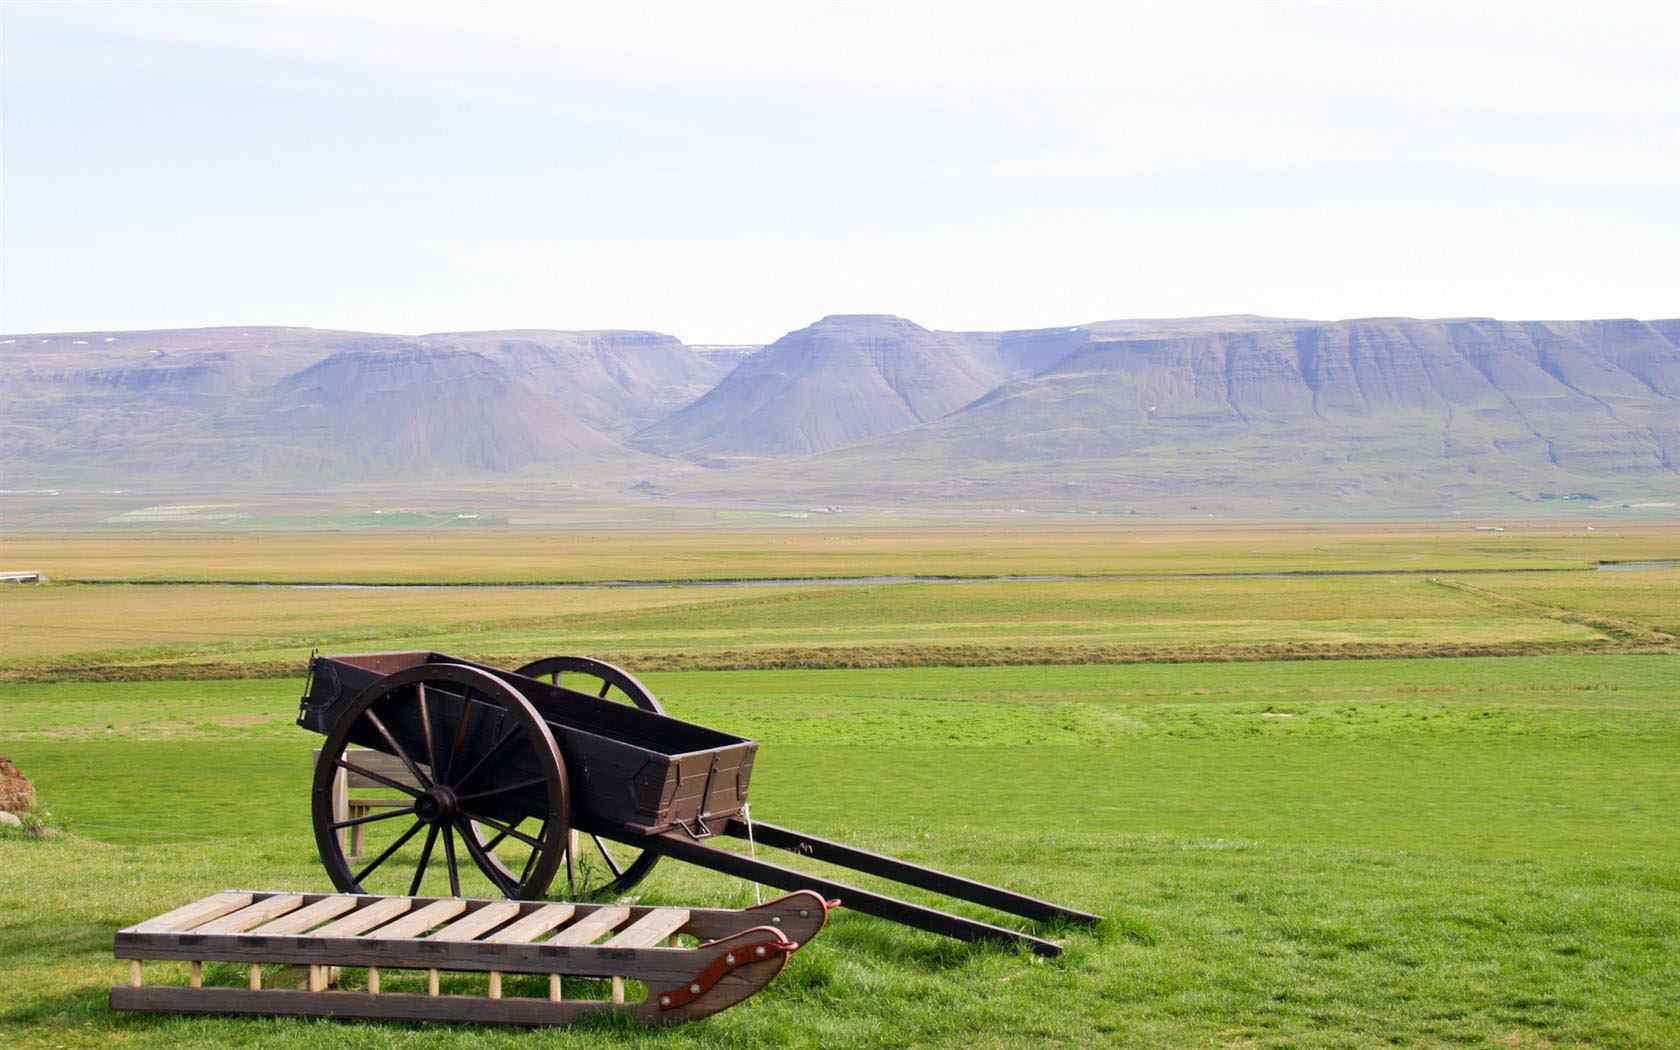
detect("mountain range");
top-left (4, 314), bottom-right (1677, 513)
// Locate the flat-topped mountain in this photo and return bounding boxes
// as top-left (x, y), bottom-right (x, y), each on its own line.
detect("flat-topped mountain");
top-left (692, 316), bottom-right (1678, 509)
top-left (1, 326), bottom-right (720, 481)
top-left (3, 314), bottom-right (1676, 511)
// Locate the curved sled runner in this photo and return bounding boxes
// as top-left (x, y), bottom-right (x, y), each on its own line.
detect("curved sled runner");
top-left (111, 889), bottom-right (832, 1027)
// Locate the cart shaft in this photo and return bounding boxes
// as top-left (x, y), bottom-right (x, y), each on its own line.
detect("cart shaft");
top-left (633, 828), bottom-right (1070, 957)
top-left (722, 819), bottom-right (1102, 928)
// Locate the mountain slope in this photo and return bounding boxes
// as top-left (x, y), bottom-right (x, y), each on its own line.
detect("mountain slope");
top-left (415, 330), bottom-right (731, 436)
top-left (259, 346), bottom-right (621, 477)
top-left (630, 314), bottom-right (1072, 459)
top-left (671, 317), bottom-right (1680, 509)
top-left (0, 325), bottom-right (719, 483)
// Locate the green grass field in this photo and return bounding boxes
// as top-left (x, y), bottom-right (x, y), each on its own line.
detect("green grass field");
top-left (2, 526), bottom-right (1677, 1047)
top-left (4, 656), bottom-right (1679, 1048)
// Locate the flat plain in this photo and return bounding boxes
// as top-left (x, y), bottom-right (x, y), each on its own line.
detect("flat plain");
top-left (1, 523), bottom-right (1677, 1048)
top-left (9, 521), bottom-right (1679, 582)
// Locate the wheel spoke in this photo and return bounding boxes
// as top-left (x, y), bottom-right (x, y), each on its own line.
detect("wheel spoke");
top-left (336, 759), bottom-right (422, 798)
top-left (593, 834), bottom-right (625, 878)
top-left (462, 810), bottom-right (545, 850)
top-left (443, 693), bottom-right (476, 785)
top-left (331, 805), bottom-right (417, 830)
top-left (456, 818), bottom-right (518, 898)
top-left (442, 822), bottom-right (461, 896)
top-left (454, 776), bottom-right (546, 804)
top-left (598, 679), bottom-right (612, 699)
top-left (481, 825), bottom-right (511, 854)
top-left (351, 819), bottom-right (424, 886)
top-left (520, 820), bottom-right (547, 889)
top-left (417, 682), bottom-right (441, 779)
top-left (363, 708), bottom-right (432, 790)
top-left (409, 824), bottom-right (440, 896)
top-left (452, 720), bottom-right (524, 791)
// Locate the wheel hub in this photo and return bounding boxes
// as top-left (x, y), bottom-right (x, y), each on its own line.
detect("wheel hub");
top-left (414, 785), bottom-right (459, 824)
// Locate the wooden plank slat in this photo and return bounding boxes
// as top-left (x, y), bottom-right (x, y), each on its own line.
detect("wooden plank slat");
top-left (428, 902), bottom-right (520, 942)
top-left (247, 896), bottom-right (359, 936)
top-left (486, 904), bottom-right (576, 944)
top-left (308, 897), bottom-right (412, 938)
top-left (546, 906), bottom-right (631, 946)
top-left (194, 895), bottom-right (305, 934)
top-left (602, 908), bottom-right (690, 949)
top-left (130, 892), bottom-right (254, 934)
top-left (367, 899), bottom-right (466, 940)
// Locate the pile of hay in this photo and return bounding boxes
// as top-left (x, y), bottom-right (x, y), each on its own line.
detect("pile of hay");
top-left (0, 756), bottom-right (35, 814)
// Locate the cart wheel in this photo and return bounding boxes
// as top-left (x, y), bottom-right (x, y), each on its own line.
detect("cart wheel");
top-left (312, 663), bottom-right (569, 901)
top-left (513, 655), bottom-right (665, 714)
top-left (513, 655), bottom-right (664, 897)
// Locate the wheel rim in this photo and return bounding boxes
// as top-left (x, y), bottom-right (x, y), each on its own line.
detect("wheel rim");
top-left (512, 655), bottom-right (663, 897)
top-left (513, 655), bottom-right (664, 714)
top-left (311, 663), bottom-right (568, 901)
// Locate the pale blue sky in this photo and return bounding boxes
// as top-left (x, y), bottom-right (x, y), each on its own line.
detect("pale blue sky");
top-left (3, 1), bottom-right (1676, 343)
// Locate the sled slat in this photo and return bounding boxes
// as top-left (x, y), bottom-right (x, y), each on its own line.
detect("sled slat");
top-left (131, 892), bottom-right (254, 933)
top-left (486, 903), bottom-right (575, 944)
top-left (369, 899), bottom-right (465, 940)
top-left (547, 906), bottom-right (631, 946)
top-left (195, 895), bottom-right (305, 934)
top-left (309, 897), bottom-right (411, 938)
top-left (603, 909), bottom-right (690, 949)
top-left (249, 896), bottom-right (359, 935)
top-left (430, 902), bottom-right (519, 942)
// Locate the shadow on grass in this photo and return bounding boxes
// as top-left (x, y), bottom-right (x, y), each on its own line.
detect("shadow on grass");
top-left (0, 920), bottom-right (113, 966)
top-left (822, 913), bottom-right (1035, 971)
top-left (1, 985), bottom-right (112, 1026)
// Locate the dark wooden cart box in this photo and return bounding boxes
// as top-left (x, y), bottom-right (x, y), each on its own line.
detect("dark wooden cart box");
top-left (299, 652), bottom-right (755, 835)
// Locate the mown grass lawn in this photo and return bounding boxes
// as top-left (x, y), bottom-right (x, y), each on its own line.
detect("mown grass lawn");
top-left (3, 655), bottom-right (1677, 1048)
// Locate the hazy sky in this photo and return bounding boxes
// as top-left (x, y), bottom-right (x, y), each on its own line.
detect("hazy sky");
top-left (3, 1), bottom-right (1676, 343)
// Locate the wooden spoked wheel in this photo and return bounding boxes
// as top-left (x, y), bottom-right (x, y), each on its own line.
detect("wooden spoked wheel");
top-left (514, 655), bottom-right (665, 714)
top-left (514, 655), bottom-right (664, 897)
top-left (311, 663), bottom-right (569, 901)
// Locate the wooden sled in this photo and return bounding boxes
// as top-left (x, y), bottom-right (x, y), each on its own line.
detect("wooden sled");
top-left (112, 889), bottom-right (832, 1026)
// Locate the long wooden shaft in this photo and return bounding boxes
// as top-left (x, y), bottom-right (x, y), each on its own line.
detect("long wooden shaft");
top-left (640, 829), bottom-right (1066, 957)
top-left (722, 818), bottom-right (1102, 926)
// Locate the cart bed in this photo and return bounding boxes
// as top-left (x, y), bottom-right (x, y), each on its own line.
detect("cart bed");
top-left (299, 652), bottom-right (756, 835)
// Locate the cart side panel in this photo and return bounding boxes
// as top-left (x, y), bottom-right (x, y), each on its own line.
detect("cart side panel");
top-left (298, 652), bottom-right (446, 736)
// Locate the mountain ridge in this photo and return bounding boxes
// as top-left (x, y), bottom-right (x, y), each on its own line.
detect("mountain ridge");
top-left (4, 314), bottom-right (1676, 511)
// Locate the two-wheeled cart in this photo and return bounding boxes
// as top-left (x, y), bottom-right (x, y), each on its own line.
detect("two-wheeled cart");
top-left (299, 652), bottom-right (1100, 957)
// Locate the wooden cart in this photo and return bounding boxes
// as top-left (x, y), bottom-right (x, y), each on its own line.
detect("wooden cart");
top-left (299, 651), bottom-right (1099, 957)
top-left (112, 888), bottom-right (830, 1026)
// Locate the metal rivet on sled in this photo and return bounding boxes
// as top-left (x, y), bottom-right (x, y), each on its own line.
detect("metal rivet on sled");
top-left (690, 983), bottom-right (702, 994)
top-left (725, 953), bottom-right (736, 964)
top-left (755, 946), bottom-right (767, 957)
top-left (659, 995), bottom-right (671, 1007)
